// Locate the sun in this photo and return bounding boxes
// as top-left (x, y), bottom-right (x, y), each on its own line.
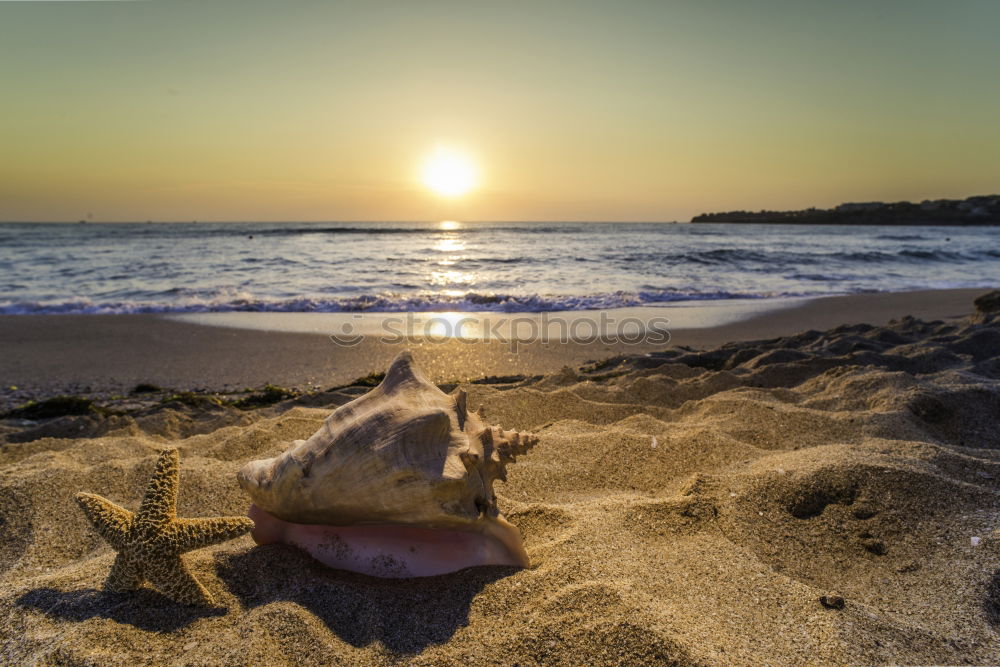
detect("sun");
top-left (421, 147), bottom-right (477, 197)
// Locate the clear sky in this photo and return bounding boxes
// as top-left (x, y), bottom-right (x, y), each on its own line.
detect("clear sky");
top-left (1, 0), bottom-right (998, 222)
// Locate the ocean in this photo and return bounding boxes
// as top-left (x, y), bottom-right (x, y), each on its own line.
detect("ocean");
top-left (1, 221), bottom-right (998, 314)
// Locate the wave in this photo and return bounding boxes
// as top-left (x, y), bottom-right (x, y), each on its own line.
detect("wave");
top-left (604, 249), bottom-right (775, 265)
top-left (875, 234), bottom-right (928, 241)
top-left (601, 246), bottom-right (985, 266)
top-left (0, 288), bottom-right (799, 315)
top-left (897, 249), bottom-right (965, 261)
top-left (468, 257), bottom-right (526, 264)
top-left (784, 273), bottom-right (855, 282)
top-left (829, 249), bottom-right (972, 263)
top-left (688, 248), bottom-right (772, 264)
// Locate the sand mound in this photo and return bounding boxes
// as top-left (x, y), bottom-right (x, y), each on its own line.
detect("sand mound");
top-left (2, 304), bottom-right (1000, 665)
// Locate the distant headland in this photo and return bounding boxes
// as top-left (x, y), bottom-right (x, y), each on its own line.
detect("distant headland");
top-left (691, 194), bottom-right (1000, 225)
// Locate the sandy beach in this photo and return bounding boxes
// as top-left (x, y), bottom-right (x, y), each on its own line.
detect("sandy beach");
top-left (0, 288), bottom-right (998, 665)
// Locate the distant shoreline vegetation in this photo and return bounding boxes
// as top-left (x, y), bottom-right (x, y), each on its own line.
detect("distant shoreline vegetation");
top-left (691, 194), bottom-right (1000, 225)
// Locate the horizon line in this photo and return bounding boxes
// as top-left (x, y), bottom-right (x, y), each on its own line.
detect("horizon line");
top-left (0, 219), bottom-right (690, 225)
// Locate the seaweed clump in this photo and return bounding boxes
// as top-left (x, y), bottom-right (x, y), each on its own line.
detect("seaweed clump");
top-left (2, 396), bottom-right (101, 420)
top-left (233, 385), bottom-right (299, 409)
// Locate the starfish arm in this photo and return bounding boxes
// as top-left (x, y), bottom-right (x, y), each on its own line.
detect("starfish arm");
top-left (104, 553), bottom-right (145, 592)
top-left (75, 492), bottom-right (134, 550)
top-left (145, 555), bottom-right (214, 606)
top-left (136, 448), bottom-right (180, 527)
top-left (163, 516), bottom-right (255, 553)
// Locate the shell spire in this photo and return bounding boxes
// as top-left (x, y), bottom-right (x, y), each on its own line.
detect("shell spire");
top-left (476, 424), bottom-right (538, 488)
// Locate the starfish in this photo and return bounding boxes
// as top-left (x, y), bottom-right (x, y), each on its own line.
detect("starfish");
top-left (75, 448), bottom-right (254, 606)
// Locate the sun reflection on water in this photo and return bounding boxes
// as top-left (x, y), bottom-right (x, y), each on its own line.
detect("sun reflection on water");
top-left (430, 270), bottom-right (474, 286)
top-left (434, 237), bottom-right (465, 253)
top-left (425, 221), bottom-right (475, 292)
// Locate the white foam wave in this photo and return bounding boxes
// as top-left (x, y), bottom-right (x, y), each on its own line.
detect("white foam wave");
top-left (0, 289), bottom-right (792, 315)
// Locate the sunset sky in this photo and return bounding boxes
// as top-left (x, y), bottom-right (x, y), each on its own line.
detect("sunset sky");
top-left (1, 1), bottom-right (998, 222)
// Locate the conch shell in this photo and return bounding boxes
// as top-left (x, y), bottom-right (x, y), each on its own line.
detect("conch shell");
top-left (237, 351), bottom-right (538, 578)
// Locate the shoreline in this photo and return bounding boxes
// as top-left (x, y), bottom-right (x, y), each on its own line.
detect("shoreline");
top-left (0, 288), bottom-right (988, 404)
top-left (164, 296), bottom-right (812, 336)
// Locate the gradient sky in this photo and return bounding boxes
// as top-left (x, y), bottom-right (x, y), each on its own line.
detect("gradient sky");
top-left (1, 0), bottom-right (998, 222)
